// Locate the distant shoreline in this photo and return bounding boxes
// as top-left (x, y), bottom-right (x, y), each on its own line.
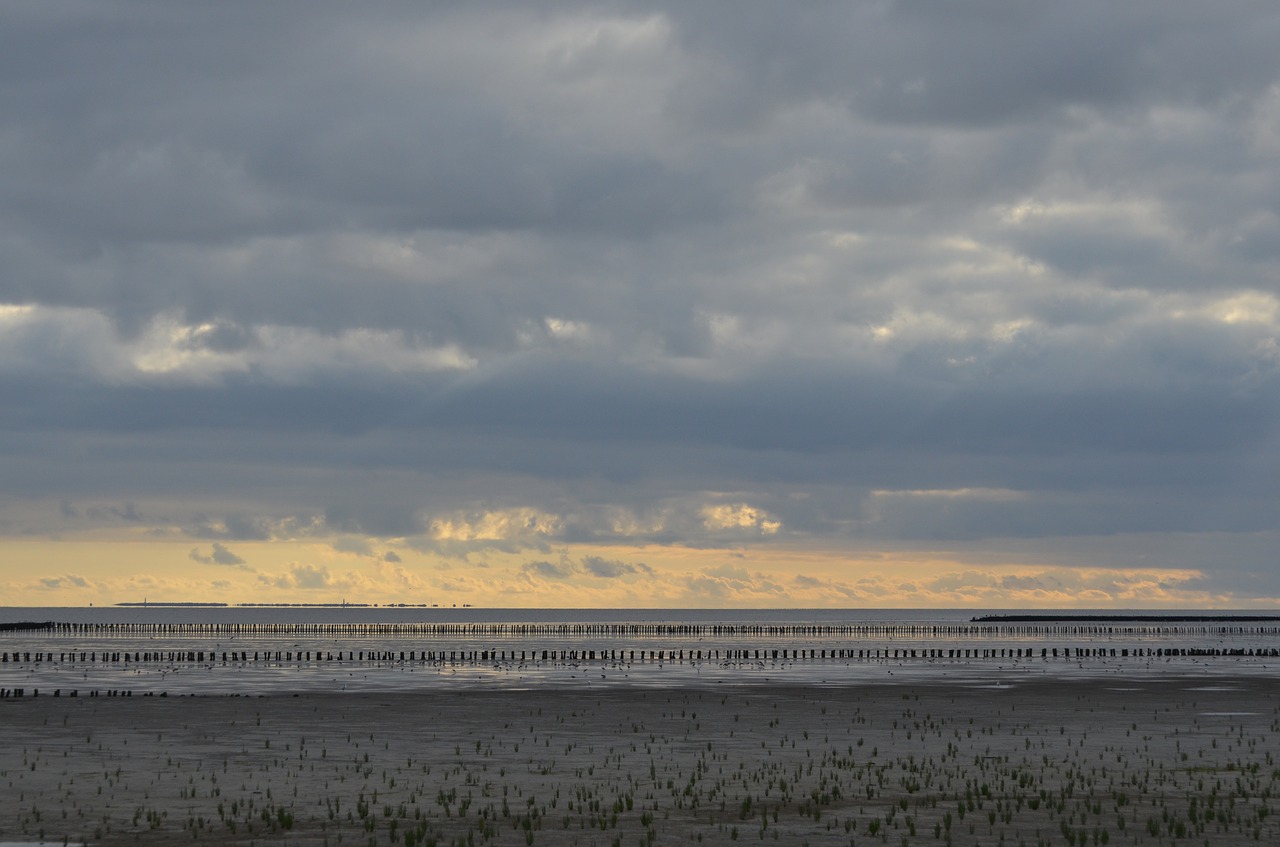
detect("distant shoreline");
top-left (972, 613), bottom-right (1280, 622)
top-left (113, 602), bottom-right (436, 608)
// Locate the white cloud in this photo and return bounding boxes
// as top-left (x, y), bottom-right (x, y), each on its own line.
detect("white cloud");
top-left (430, 509), bottom-right (563, 544)
top-left (701, 503), bottom-right (781, 535)
top-left (0, 304), bottom-right (475, 385)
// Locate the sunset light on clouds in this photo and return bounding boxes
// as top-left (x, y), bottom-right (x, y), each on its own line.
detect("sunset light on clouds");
top-left (3, 2), bottom-right (1280, 608)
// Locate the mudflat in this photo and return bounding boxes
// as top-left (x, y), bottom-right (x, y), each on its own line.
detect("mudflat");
top-left (1, 676), bottom-right (1277, 845)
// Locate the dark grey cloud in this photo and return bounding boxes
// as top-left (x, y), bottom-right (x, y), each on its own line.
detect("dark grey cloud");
top-left (666, 2), bottom-right (1280, 128)
top-left (522, 560), bottom-right (575, 581)
top-left (39, 574), bottom-right (91, 590)
top-left (581, 556), bottom-right (651, 579)
top-left (186, 514), bottom-right (275, 542)
top-left (4, 1), bottom-right (1280, 599)
top-left (522, 555), bottom-right (652, 582)
top-left (331, 537), bottom-right (374, 557)
top-left (189, 542), bottom-right (246, 567)
top-left (262, 563), bottom-right (337, 591)
top-left (87, 502), bottom-right (143, 523)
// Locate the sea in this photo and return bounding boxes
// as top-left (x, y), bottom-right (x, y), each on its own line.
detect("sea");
top-left (2, 606), bottom-right (1278, 696)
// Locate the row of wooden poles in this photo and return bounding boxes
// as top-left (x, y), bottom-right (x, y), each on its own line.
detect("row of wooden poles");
top-left (29, 621), bottom-right (1280, 637)
top-left (5, 645), bottom-right (1280, 665)
top-left (0, 688), bottom-right (142, 698)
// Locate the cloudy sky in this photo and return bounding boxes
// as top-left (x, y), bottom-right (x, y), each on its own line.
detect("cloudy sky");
top-left (3, 1), bottom-right (1280, 608)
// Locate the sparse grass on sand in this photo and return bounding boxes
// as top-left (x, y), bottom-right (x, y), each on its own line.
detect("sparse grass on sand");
top-left (1, 676), bottom-right (1278, 846)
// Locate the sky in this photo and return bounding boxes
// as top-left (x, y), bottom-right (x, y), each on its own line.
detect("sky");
top-left (3, 1), bottom-right (1280, 608)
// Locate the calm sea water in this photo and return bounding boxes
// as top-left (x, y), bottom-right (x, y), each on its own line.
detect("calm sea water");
top-left (2, 607), bottom-right (1277, 695)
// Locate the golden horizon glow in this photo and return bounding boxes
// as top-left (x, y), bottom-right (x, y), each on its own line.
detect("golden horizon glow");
top-left (0, 536), bottom-right (1269, 610)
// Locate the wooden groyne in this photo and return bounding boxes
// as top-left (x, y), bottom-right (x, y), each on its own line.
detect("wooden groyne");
top-left (0, 688), bottom-right (140, 698)
top-left (6, 642), bottom-right (1276, 700)
top-left (4, 644), bottom-right (1278, 666)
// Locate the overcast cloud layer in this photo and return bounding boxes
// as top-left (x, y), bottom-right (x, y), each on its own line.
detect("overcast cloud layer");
top-left (3, 1), bottom-right (1280, 606)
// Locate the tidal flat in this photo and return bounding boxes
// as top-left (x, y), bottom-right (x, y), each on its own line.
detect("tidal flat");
top-left (1, 677), bottom-right (1278, 846)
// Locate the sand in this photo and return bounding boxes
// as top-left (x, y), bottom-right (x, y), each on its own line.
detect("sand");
top-left (1, 676), bottom-right (1278, 846)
